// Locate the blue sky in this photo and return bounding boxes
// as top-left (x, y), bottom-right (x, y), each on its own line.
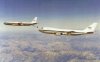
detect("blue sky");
top-left (0, 0), bottom-right (100, 33)
top-left (0, 0), bottom-right (100, 18)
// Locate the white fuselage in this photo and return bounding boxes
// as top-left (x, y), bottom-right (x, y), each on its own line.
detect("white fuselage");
top-left (39, 27), bottom-right (94, 36)
top-left (4, 21), bottom-right (37, 26)
top-left (4, 17), bottom-right (38, 26)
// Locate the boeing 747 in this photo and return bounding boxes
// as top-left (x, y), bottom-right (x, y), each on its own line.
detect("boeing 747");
top-left (39, 23), bottom-right (98, 36)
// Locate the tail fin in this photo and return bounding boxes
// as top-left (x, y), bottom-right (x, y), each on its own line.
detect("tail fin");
top-left (32, 17), bottom-right (37, 23)
top-left (84, 23), bottom-right (98, 32)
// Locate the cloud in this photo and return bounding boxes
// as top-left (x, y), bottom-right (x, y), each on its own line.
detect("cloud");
top-left (0, 32), bottom-right (100, 62)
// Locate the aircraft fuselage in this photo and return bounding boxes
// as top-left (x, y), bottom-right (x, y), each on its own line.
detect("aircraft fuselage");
top-left (4, 22), bottom-right (37, 26)
top-left (39, 29), bottom-right (94, 36)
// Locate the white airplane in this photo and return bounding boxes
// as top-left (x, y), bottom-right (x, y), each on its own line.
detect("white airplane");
top-left (4, 17), bottom-right (38, 26)
top-left (39, 23), bottom-right (98, 35)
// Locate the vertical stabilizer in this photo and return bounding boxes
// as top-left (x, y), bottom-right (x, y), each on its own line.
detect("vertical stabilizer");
top-left (84, 23), bottom-right (98, 32)
top-left (32, 17), bottom-right (37, 23)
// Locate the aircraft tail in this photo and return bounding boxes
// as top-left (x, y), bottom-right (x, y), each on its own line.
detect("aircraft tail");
top-left (83, 23), bottom-right (98, 32)
top-left (32, 17), bottom-right (37, 23)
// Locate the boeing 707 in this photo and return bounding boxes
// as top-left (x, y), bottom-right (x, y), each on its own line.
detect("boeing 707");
top-left (4, 17), bottom-right (37, 26)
